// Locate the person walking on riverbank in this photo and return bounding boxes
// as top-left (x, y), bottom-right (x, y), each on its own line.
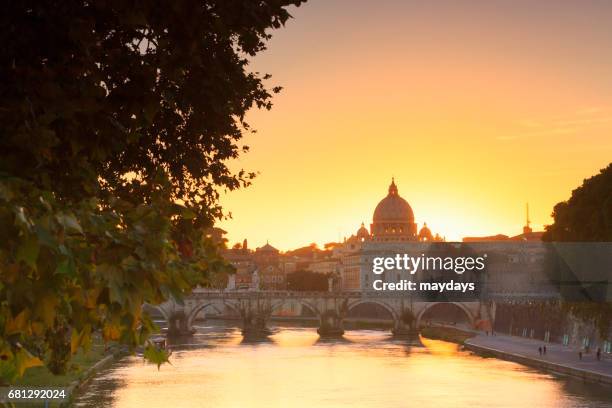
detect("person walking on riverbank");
top-left (597, 348), bottom-right (601, 361)
top-left (538, 346), bottom-right (542, 356)
top-left (579, 351), bottom-right (583, 360)
top-left (543, 346), bottom-right (547, 355)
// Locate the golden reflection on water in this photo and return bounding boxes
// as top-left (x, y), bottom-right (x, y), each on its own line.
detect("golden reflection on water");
top-left (419, 334), bottom-right (459, 356)
top-left (75, 326), bottom-right (612, 408)
top-left (270, 328), bottom-right (319, 347)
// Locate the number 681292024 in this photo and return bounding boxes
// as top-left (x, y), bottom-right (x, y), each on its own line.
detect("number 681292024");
top-left (3, 387), bottom-right (68, 401)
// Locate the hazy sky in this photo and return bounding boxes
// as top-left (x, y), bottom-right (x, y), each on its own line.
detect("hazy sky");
top-left (218, 0), bottom-right (612, 250)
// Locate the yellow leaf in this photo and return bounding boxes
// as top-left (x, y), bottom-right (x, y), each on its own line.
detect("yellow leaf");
top-left (36, 294), bottom-right (57, 327)
top-left (14, 349), bottom-right (43, 377)
top-left (31, 322), bottom-right (45, 336)
top-left (70, 329), bottom-right (80, 355)
top-left (102, 322), bottom-right (121, 341)
top-left (80, 325), bottom-right (92, 352)
top-left (71, 325), bottom-right (92, 354)
top-left (85, 288), bottom-right (101, 309)
top-left (5, 309), bottom-right (30, 336)
top-left (4, 263), bottom-right (19, 284)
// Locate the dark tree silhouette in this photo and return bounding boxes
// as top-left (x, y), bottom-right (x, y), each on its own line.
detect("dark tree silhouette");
top-left (543, 163), bottom-right (612, 242)
top-left (540, 164), bottom-right (612, 342)
top-left (0, 0), bottom-right (305, 380)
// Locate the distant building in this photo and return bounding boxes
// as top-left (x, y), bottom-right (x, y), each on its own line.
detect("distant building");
top-left (334, 179), bottom-right (443, 291)
top-left (340, 251), bottom-right (362, 291)
top-left (257, 264), bottom-right (286, 290)
top-left (254, 242), bottom-right (280, 264)
top-left (222, 182), bottom-right (546, 295)
top-left (281, 260), bottom-right (298, 275)
top-left (306, 259), bottom-right (338, 275)
top-left (222, 241), bottom-right (284, 290)
top-left (222, 245), bottom-right (255, 290)
top-left (463, 203), bottom-right (544, 242)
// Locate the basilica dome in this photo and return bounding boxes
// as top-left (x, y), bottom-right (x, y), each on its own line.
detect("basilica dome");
top-left (356, 222), bottom-right (370, 240)
top-left (370, 179), bottom-right (417, 241)
top-left (373, 179), bottom-right (414, 223)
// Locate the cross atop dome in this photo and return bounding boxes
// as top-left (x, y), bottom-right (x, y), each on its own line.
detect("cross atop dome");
top-left (388, 177), bottom-right (398, 195)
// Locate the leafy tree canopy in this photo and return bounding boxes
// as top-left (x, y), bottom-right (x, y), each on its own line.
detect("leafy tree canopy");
top-left (0, 0), bottom-right (304, 382)
top-left (543, 163), bottom-right (612, 242)
top-left (286, 270), bottom-right (328, 292)
top-left (542, 164), bottom-right (612, 335)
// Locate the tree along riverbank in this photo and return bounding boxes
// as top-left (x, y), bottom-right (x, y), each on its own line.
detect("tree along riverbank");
top-left (13, 337), bottom-right (126, 407)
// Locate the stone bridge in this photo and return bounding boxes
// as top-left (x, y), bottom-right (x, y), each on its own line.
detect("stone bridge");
top-left (144, 290), bottom-right (494, 338)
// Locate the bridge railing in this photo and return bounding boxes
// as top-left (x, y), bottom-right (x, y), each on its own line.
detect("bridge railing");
top-left (190, 288), bottom-right (362, 299)
top-left (188, 288), bottom-right (473, 300)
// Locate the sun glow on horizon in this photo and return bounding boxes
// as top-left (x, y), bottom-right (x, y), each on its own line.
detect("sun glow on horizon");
top-left (217, 1), bottom-right (612, 251)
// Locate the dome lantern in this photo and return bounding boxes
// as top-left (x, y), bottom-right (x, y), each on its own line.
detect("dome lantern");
top-left (389, 177), bottom-right (398, 195)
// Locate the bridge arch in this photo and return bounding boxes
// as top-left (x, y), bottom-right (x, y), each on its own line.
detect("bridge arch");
top-left (415, 302), bottom-right (475, 328)
top-left (186, 301), bottom-right (240, 328)
top-left (142, 303), bottom-right (170, 322)
top-left (270, 299), bottom-right (321, 317)
top-left (346, 299), bottom-right (399, 324)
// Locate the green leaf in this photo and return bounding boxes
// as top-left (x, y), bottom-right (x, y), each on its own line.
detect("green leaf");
top-left (143, 100), bottom-right (159, 123)
top-left (181, 208), bottom-right (196, 220)
top-left (56, 212), bottom-right (83, 234)
top-left (55, 258), bottom-right (76, 276)
top-left (16, 236), bottom-right (39, 270)
top-left (34, 224), bottom-right (57, 249)
top-left (13, 206), bottom-right (32, 231)
top-left (143, 344), bottom-right (170, 370)
top-left (38, 195), bottom-right (52, 211)
top-left (0, 357), bottom-right (18, 383)
top-left (36, 293), bottom-right (58, 327)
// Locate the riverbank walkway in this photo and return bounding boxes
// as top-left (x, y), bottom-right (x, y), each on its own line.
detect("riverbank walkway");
top-left (465, 333), bottom-right (612, 385)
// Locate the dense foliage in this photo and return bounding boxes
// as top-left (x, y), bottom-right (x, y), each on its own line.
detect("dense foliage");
top-left (562, 301), bottom-right (612, 339)
top-left (543, 163), bottom-right (612, 241)
top-left (541, 164), bottom-right (612, 341)
top-left (0, 0), bottom-right (304, 382)
top-left (286, 270), bottom-right (328, 291)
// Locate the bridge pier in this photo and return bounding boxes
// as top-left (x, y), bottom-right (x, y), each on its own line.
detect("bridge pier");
top-left (392, 307), bottom-right (418, 337)
top-left (317, 310), bottom-right (345, 337)
top-left (317, 298), bottom-right (348, 337)
top-left (239, 299), bottom-right (273, 339)
top-left (241, 312), bottom-right (273, 338)
top-left (391, 320), bottom-right (417, 337)
top-left (167, 311), bottom-right (195, 337)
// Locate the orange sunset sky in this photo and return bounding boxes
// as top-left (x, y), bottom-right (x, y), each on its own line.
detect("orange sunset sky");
top-left (218, 0), bottom-right (612, 250)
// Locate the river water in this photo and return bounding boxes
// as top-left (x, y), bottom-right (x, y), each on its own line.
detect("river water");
top-left (74, 322), bottom-right (612, 408)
